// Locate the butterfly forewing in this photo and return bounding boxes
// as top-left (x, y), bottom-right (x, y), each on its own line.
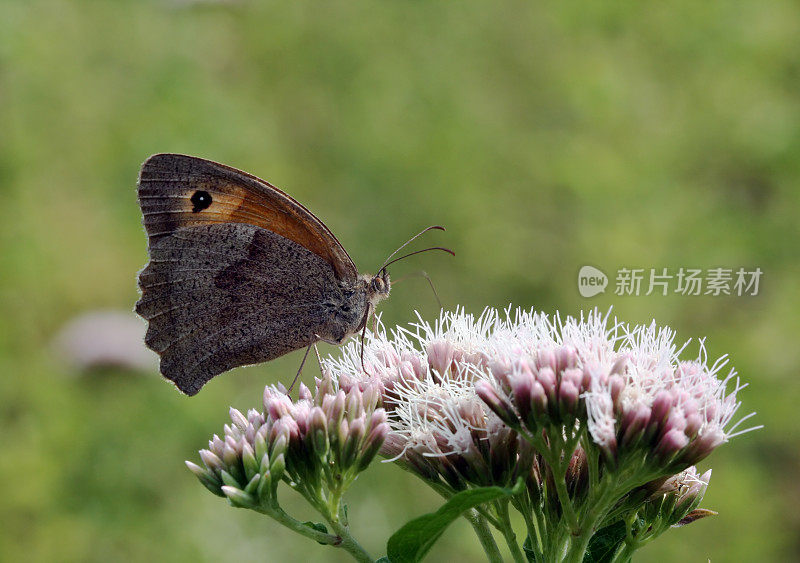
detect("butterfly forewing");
top-left (138, 154), bottom-right (357, 280)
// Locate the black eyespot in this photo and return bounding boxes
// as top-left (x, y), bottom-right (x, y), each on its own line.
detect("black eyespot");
top-left (341, 305), bottom-right (351, 313)
top-left (190, 190), bottom-right (212, 213)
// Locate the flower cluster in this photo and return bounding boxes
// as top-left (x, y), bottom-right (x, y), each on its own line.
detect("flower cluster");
top-left (646, 465), bottom-right (713, 527)
top-left (326, 313), bottom-right (537, 490)
top-left (187, 306), bottom-right (756, 562)
top-left (185, 405), bottom-right (287, 506)
top-left (187, 376), bottom-right (389, 528)
top-left (321, 307), bottom-right (756, 560)
top-left (479, 321), bottom-right (749, 474)
top-left (326, 308), bottom-right (752, 479)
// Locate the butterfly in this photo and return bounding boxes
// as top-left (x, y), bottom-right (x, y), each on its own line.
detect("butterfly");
top-left (135, 154), bottom-right (451, 395)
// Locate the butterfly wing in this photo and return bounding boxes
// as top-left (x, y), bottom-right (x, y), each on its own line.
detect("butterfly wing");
top-left (136, 154), bottom-right (365, 395)
top-left (136, 223), bottom-right (364, 395)
top-left (137, 153), bottom-right (358, 281)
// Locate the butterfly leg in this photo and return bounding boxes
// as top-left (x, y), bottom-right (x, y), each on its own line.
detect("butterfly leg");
top-left (313, 344), bottom-right (323, 370)
top-left (359, 320), bottom-right (368, 374)
top-left (359, 304), bottom-right (374, 376)
top-left (288, 342), bottom-right (315, 393)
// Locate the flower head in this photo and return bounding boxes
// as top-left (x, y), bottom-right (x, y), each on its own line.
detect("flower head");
top-left (322, 307), bottom-right (757, 488)
top-left (187, 376), bottom-right (389, 509)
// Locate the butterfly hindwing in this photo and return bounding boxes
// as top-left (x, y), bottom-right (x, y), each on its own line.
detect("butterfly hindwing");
top-left (136, 223), bottom-right (364, 395)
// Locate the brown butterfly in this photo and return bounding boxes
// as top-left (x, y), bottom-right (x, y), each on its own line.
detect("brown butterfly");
top-left (135, 154), bottom-right (451, 395)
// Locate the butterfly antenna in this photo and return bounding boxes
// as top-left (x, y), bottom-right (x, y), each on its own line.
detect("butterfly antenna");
top-left (377, 225), bottom-right (446, 274)
top-left (379, 246), bottom-right (455, 274)
top-left (391, 270), bottom-right (442, 308)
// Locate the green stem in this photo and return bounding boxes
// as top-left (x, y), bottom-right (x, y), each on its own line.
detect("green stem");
top-left (511, 492), bottom-right (546, 561)
top-left (254, 504), bottom-right (340, 545)
top-left (465, 509), bottom-right (504, 563)
top-left (562, 479), bottom-right (620, 563)
top-left (551, 461), bottom-right (579, 530)
top-left (277, 478), bottom-right (372, 562)
top-left (583, 436), bottom-right (600, 488)
top-left (327, 518), bottom-right (374, 563)
top-left (523, 427), bottom-right (581, 532)
top-left (495, 499), bottom-right (527, 563)
top-left (609, 538), bottom-right (638, 563)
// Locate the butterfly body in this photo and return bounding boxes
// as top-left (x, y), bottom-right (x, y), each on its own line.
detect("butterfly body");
top-left (136, 154), bottom-right (390, 395)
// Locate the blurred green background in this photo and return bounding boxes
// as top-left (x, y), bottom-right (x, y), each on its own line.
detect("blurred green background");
top-left (1, 1), bottom-right (798, 561)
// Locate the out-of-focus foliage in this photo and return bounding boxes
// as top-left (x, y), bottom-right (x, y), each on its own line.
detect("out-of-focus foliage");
top-left (1, 1), bottom-right (797, 561)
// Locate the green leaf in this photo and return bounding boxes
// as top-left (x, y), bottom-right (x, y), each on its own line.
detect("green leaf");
top-left (375, 558), bottom-right (391, 563)
top-left (584, 520), bottom-right (627, 563)
top-left (387, 479), bottom-right (523, 563)
top-left (302, 521), bottom-right (329, 545)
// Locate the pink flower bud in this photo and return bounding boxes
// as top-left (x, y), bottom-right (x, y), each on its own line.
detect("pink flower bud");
top-left (536, 349), bottom-right (557, 373)
top-left (537, 367), bottom-right (557, 401)
top-left (489, 359), bottom-right (512, 388)
top-left (229, 408), bottom-right (248, 431)
top-left (378, 432), bottom-right (406, 459)
top-left (530, 381), bottom-right (548, 418)
top-left (609, 375), bottom-right (625, 411)
top-left (209, 434), bottom-right (225, 456)
top-left (359, 423), bottom-right (389, 471)
top-left (266, 395), bottom-right (292, 421)
top-left (222, 441), bottom-right (239, 470)
top-left (558, 379), bottom-right (580, 416)
top-left (620, 405), bottom-right (651, 449)
top-left (475, 380), bottom-right (518, 428)
top-left (684, 411), bottom-right (704, 438)
top-left (704, 402), bottom-right (718, 423)
top-left (343, 416), bottom-right (366, 467)
top-left (610, 354), bottom-right (628, 376)
top-left (338, 373), bottom-right (354, 393)
top-left (401, 351), bottom-right (427, 379)
top-left (662, 410), bottom-right (687, 437)
top-left (308, 407), bottom-right (328, 456)
top-left (314, 372), bottom-right (334, 403)
top-left (200, 449), bottom-right (225, 473)
top-left (346, 386), bottom-right (364, 421)
top-left (580, 369), bottom-right (592, 393)
top-left (376, 346), bottom-right (401, 367)
top-left (555, 345), bottom-right (578, 374)
top-left (293, 404), bottom-right (310, 434)
top-left (427, 339), bottom-right (455, 378)
top-left (681, 428), bottom-right (725, 464)
top-left (398, 361), bottom-right (416, 381)
top-left (510, 372), bottom-right (534, 422)
top-left (361, 384), bottom-right (380, 412)
top-left (328, 390), bottom-right (346, 424)
top-left (367, 408), bottom-right (388, 433)
top-left (561, 367), bottom-right (583, 390)
top-left (298, 383), bottom-right (312, 401)
top-left (337, 418), bottom-right (349, 449)
top-left (655, 428), bottom-right (689, 461)
top-left (649, 391), bottom-right (673, 430)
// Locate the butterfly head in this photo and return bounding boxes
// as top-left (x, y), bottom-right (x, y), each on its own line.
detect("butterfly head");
top-left (367, 269), bottom-right (391, 304)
